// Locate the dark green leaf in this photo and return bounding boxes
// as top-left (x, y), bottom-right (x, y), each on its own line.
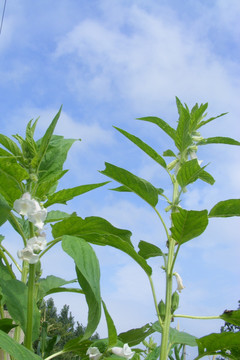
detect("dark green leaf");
top-left (52, 216), bottom-right (152, 275)
top-left (118, 323), bottom-right (154, 347)
top-left (0, 194), bottom-right (11, 226)
top-left (177, 159), bottom-right (214, 187)
top-left (0, 318), bottom-right (18, 333)
top-left (0, 329), bottom-right (42, 360)
top-left (100, 163), bottom-right (159, 207)
top-left (171, 208), bottom-right (208, 244)
top-left (169, 328), bottom-right (197, 347)
top-left (163, 149), bottom-right (176, 157)
top-left (0, 279), bottom-right (40, 341)
top-left (196, 332), bottom-right (240, 359)
top-left (44, 182), bottom-right (109, 207)
top-left (102, 300), bottom-right (118, 348)
top-left (62, 236), bottom-right (101, 340)
top-left (138, 241), bottom-right (163, 259)
top-left (209, 199), bottom-right (240, 217)
top-left (197, 136), bottom-right (240, 146)
top-left (114, 127), bottom-right (166, 168)
top-left (220, 309), bottom-right (240, 326)
top-left (137, 117), bottom-right (176, 140)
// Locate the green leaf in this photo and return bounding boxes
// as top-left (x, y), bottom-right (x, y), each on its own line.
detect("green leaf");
top-left (197, 136), bottom-right (240, 146)
top-left (209, 199), bottom-right (240, 217)
top-left (35, 170), bottom-right (68, 199)
top-left (37, 275), bottom-right (77, 302)
top-left (100, 162), bottom-right (159, 207)
top-left (46, 210), bottom-right (76, 223)
top-left (189, 102), bottom-right (208, 132)
top-left (32, 107), bottom-right (62, 170)
top-left (137, 117), bottom-right (176, 141)
top-left (0, 134), bottom-right (22, 158)
top-left (138, 241), bottom-right (163, 259)
top-left (0, 318), bottom-right (18, 333)
top-left (171, 208), bottom-right (208, 244)
top-left (44, 182), bottom-right (109, 207)
top-left (177, 159), bottom-right (215, 187)
top-left (196, 332), bottom-right (240, 359)
top-left (102, 300), bottom-right (118, 348)
top-left (0, 279), bottom-right (40, 341)
top-left (163, 149), bottom-right (176, 157)
top-left (220, 309), bottom-right (240, 326)
top-left (169, 327), bottom-right (197, 347)
top-left (175, 99), bottom-right (192, 152)
top-left (43, 287), bottom-right (84, 296)
top-left (0, 194), bottom-right (11, 226)
top-left (197, 112), bottom-right (228, 129)
top-left (114, 127), bottom-right (166, 168)
top-left (52, 216), bottom-right (152, 275)
top-left (0, 329), bottom-right (42, 360)
top-left (144, 347), bottom-right (160, 360)
top-left (0, 169), bottom-right (22, 206)
top-left (0, 258), bottom-right (13, 281)
top-left (62, 236), bottom-right (101, 340)
top-left (118, 323), bottom-right (154, 347)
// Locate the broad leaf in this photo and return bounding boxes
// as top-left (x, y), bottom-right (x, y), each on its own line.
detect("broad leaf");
top-left (0, 318), bottom-right (18, 333)
top-left (220, 309), bottom-right (240, 326)
top-left (114, 127), bottom-right (166, 168)
top-left (177, 159), bottom-right (215, 187)
top-left (52, 216), bottom-right (152, 275)
top-left (171, 209), bottom-right (208, 244)
top-left (46, 210), bottom-right (75, 223)
top-left (0, 279), bottom-right (40, 341)
top-left (44, 182), bottom-right (109, 207)
top-left (102, 300), bottom-right (118, 348)
top-left (62, 236), bottom-right (101, 340)
top-left (100, 162), bottom-right (159, 207)
top-left (209, 199), bottom-right (240, 217)
top-left (0, 258), bottom-right (13, 281)
top-left (138, 241), bottom-right (163, 259)
top-left (118, 323), bottom-right (154, 347)
top-left (197, 136), bottom-right (240, 146)
top-left (35, 170), bottom-right (68, 199)
top-left (137, 117), bottom-right (176, 141)
top-left (169, 327), bottom-right (197, 347)
top-left (0, 134), bottom-right (22, 158)
top-left (196, 332), bottom-right (240, 359)
top-left (163, 149), bottom-right (176, 157)
top-left (0, 330), bottom-right (41, 360)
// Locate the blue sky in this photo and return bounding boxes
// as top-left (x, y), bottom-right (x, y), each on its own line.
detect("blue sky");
top-left (0, 0), bottom-right (240, 357)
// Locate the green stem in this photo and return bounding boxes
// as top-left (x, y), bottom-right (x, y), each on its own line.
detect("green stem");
top-left (9, 212), bottom-right (27, 246)
top-left (39, 237), bottom-right (62, 258)
top-left (45, 350), bottom-right (66, 360)
top-left (0, 247), bottom-right (17, 278)
top-left (174, 314), bottom-right (220, 320)
top-left (24, 263), bottom-right (36, 350)
top-left (148, 275), bottom-right (163, 328)
top-left (170, 244), bottom-right (180, 275)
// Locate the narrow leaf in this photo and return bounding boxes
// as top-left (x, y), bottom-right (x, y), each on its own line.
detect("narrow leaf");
top-left (175, 101), bottom-right (192, 152)
top-left (137, 117), bottom-right (176, 140)
top-left (100, 162), bottom-right (159, 207)
top-left (209, 199), bottom-right (240, 217)
top-left (44, 182), bottom-right (109, 207)
top-left (0, 134), bottom-right (22, 157)
top-left (114, 127), bottom-right (166, 168)
top-left (197, 112), bottom-right (228, 129)
top-left (171, 208), bottom-right (208, 244)
top-left (138, 241), bottom-right (163, 259)
top-left (102, 300), bottom-right (118, 348)
top-left (118, 323), bottom-right (154, 347)
top-left (197, 136), bottom-right (240, 146)
top-left (37, 275), bottom-right (77, 302)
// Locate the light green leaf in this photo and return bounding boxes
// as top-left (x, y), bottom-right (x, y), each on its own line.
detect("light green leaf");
top-left (44, 182), bottom-right (109, 207)
top-left (144, 346), bottom-right (160, 360)
top-left (138, 241), bottom-right (163, 259)
top-left (118, 323), bottom-right (154, 347)
top-left (35, 170), bottom-right (68, 199)
top-left (0, 258), bottom-right (13, 281)
top-left (197, 112), bottom-right (228, 129)
top-left (163, 149), bottom-right (176, 157)
top-left (102, 300), bottom-right (118, 348)
top-left (52, 216), bottom-right (152, 275)
top-left (0, 194), bottom-right (11, 226)
top-left (171, 208), bottom-right (208, 244)
top-left (37, 275), bottom-right (77, 302)
top-left (137, 117), bottom-right (176, 141)
top-left (0, 329), bottom-right (42, 360)
top-left (0, 279), bottom-right (40, 341)
top-left (46, 210), bottom-right (75, 223)
top-left (175, 99), bottom-right (192, 152)
top-left (62, 236), bottom-right (101, 340)
top-left (0, 134), bottom-right (22, 158)
top-left (0, 157), bottom-right (29, 182)
top-left (177, 159), bottom-right (215, 187)
top-left (209, 199), bottom-right (240, 217)
top-left (100, 162), bottom-right (159, 207)
top-left (0, 169), bottom-right (22, 206)
top-left (196, 332), bottom-right (240, 359)
top-left (189, 102), bottom-right (208, 132)
top-left (169, 327), bottom-right (197, 347)
top-left (197, 136), bottom-right (240, 146)
top-left (220, 309), bottom-right (240, 326)
top-left (114, 127), bottom-right (166, 168)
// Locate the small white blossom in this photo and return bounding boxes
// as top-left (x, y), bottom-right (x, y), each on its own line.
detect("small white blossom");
top-left (174, 272), bottom-right (185, 293)
top-left (86, 347), bottom-right (102, 360)
top-left (111, 344), bottom-right (135, 360)
top-left (27, 235), bottom-right (47, 252)
top-left (17, 247), bottom-right (39, 264)
top-left (28, 208), bottom-right (47, 230)
top-left (14, 192), bottom-right (40, 216)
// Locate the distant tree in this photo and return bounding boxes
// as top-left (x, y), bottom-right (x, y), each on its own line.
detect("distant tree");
top-left (34, 298), bottom-right (99, 359)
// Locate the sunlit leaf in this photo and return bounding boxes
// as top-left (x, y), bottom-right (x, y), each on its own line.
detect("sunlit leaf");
top-left (209, 199), bottom-right (240, 217)
top-left (46, 210), bottom-right (75, 223)
top-left (197, 136), bottom-right (240, 146)
top-left (197, 112), bottom-right (228, 129)
top-left (137, 117), bottom-right (176, 141)
top-left (0, 134), bottom-right (22, 158)
top-left (177, 159), bottom-right (214, 187)
top-left (138, 241), bottom-right (163, 259)
top-left (102, 300), bottom-right (118, 348)
top-left (100, 162), bottom-right (159, 207)
top-left (171, 208), bottom-right (208, 244)
top-left (175, 99), bottom-right (192, 152)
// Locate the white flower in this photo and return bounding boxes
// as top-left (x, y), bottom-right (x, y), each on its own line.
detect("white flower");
top-left (28, 208), bottom-right (47, 230)
top-left (27, 235), bottom-right (47, 252)
top-left (111, 344), bottom-right (135, 360)
top-left (13, 192), bottom-right (41, 216)
top-left (17, 247), bottom-right (39, 264)
top-left (174, 272), bottom-right (185, 293)
top-left (86, 347), bottom-right (102, 360)
top-left (189, 150), bottom-right (203, 166)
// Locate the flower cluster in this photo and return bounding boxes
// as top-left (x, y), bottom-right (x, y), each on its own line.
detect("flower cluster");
top-left (14, 193), bottom-right (47, 264)
top-left (86, 344), bottom-right (134, 360)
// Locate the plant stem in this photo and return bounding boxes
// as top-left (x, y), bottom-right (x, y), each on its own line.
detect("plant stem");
top-left (0, 247), bottom-right (17, 278)
top-left (174, 314), bottom-right (220, 320)
top-left (148, 275), bottom-right (163, 328)
top-left (24, 263), bottom-right (36, 350)
top-left (45, 350), bottom-right (66, 360)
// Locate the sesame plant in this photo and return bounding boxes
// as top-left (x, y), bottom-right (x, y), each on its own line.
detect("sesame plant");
top-left (0, 99), bottom-right (239, 360)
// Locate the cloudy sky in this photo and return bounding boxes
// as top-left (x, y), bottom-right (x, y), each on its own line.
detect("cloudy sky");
top-left (0, 0), bottom-right (240, 357)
